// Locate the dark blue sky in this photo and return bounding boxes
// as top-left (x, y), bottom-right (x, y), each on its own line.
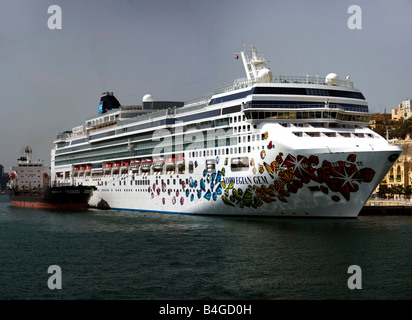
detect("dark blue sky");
top-left (1, 0), bottom-right (411, 169)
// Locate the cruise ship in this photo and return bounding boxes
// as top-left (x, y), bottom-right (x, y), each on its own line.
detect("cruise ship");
top-left (51, 45), bottom-right (401, 217)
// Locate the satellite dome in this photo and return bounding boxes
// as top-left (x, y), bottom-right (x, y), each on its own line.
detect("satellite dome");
top-left (325, 73), bottom-right (339, 86)
top-left (258, 68), bottom-right (273, 83)
top-left (143, 94), bottom-right (154, 102)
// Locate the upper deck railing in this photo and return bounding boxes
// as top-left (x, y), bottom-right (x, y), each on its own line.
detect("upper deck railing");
top-left (213, 75), bottom-right (354, 96)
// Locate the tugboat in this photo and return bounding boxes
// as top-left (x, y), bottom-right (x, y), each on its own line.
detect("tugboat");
top-left (7, 147), bottom-right (95, 210)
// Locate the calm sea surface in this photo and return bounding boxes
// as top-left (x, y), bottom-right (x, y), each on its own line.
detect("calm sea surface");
top-left (0, 194), bottom-right (411, 300)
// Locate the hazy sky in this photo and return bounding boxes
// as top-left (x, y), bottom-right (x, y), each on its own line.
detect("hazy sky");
top-left (0, 0), bottom-right (411, 170)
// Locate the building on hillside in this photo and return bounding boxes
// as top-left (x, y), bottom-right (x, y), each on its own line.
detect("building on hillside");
top-left (368, 112), bottom-right (398, 139)
top-left (392, 99), bottom-right (412, 121)
top-left (375, 139), bottom-right (412, 198)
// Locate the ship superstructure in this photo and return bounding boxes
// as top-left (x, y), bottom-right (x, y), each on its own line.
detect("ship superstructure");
top-left (51, 45), bottom-right (401, 217)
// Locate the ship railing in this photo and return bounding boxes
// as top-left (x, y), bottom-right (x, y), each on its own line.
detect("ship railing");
top-left (213, 75), bottom-right (354, 96)
top-left (180, 94), bottom-right (213, 112)
top-left (273, 75), bottom-right (354, 88)
top-left (124, 109), bottom-right (169, 123)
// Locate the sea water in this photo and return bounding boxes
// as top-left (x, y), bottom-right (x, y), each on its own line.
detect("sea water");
top-left (0, 194), bottom-right (411, 300)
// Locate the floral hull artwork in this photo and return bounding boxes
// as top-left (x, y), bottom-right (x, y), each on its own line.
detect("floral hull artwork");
top-left (146, 127), bottom-right (375, 214)
top-left (149, 150), bottom-right (376, 212)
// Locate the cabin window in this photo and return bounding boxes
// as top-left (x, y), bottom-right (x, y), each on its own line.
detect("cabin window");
top-left (189, 161), bottom-right (194, 174)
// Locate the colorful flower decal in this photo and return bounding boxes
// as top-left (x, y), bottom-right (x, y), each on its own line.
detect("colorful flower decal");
top-left (219, 152), bottom-right (376, 208)
top-left (256, 152), bottom-right (375, 203)
top-left (213, 192), bottom-right (217, 201)
top-left (204, 190), bottom-right (212, 200)
top-left (148, 142), bottom-right (375, 212)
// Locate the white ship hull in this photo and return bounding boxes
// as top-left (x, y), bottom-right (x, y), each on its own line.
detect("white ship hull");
top-left (81, 125), bottom-right (400, 218)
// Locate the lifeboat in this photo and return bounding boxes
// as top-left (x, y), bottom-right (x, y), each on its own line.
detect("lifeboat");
top-left (141, 159), bottom-right (152, 171)
top-left (154, 158), bottom-right (165, 168)
top-left (131, 160), bottom-right (141, 166)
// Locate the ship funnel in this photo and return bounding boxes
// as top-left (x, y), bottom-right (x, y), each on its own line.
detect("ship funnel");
top-left (99, 92), bottom-right (121, 114)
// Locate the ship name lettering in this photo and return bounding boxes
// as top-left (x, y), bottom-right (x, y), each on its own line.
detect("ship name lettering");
top-left (253, 176), bottom-right (268, 184)
top-left (224, 177), bottom-right (253, 185)
top-left (222, 176), bottom-right (268, 185)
